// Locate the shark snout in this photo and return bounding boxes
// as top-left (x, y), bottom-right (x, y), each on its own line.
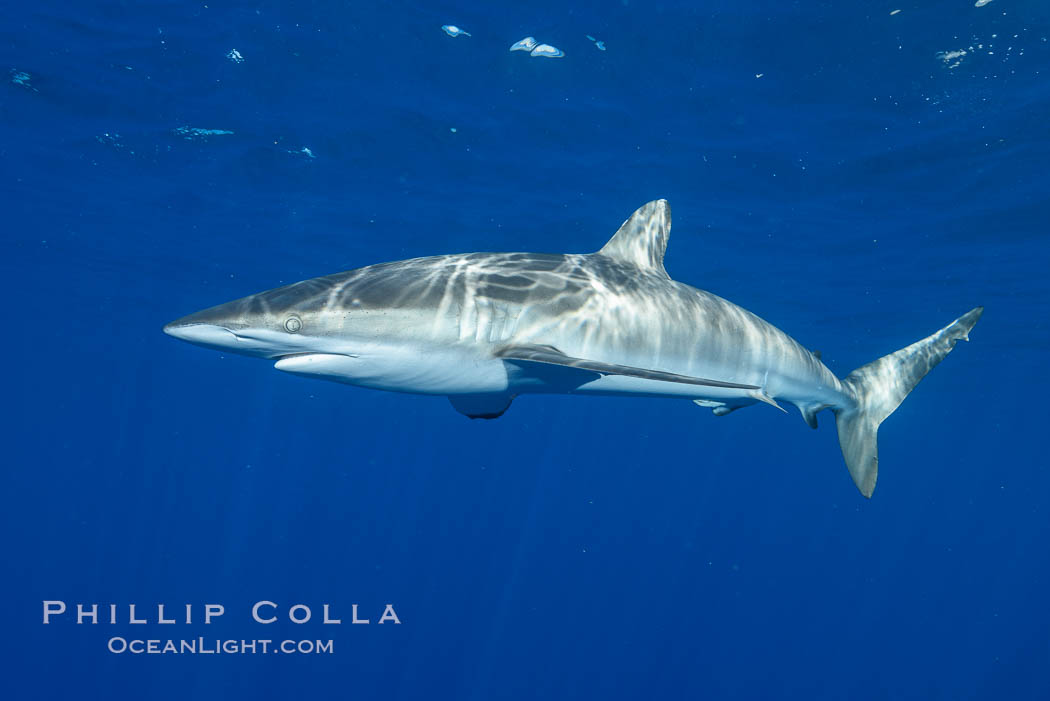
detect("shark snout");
top-left (163, 320), bottom-right (280, 358)
top-left (163, 320), bottom-right (242, 345)
top-left (163, 307), bottom-right (306, 359)
top-left (164, 301), bottom-right (251, 345)
top-left (163, 298), bottom-right (255, 345)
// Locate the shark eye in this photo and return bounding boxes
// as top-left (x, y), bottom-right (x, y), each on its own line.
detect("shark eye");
top-left (284, 316), bottom-right (302, 333)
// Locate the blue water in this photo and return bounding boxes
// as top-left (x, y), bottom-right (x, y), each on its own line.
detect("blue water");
top-left (4, 1), bottom-right (1049, 698)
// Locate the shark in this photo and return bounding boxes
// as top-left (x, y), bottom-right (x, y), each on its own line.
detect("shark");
top-left (164, 200), bottom-right (982, 497)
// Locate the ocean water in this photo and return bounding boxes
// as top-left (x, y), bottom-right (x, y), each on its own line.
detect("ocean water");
top-left (3, 1), bottom-right (1049, 698)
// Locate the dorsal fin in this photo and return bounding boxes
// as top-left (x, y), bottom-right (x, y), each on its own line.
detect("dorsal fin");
top-left (598, 200), bottom-right (671, 277)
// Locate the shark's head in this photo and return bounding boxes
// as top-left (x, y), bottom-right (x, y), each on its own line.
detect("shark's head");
top-left (163, 280), bottom-right (340, 360)
top-left (162, 263), bottom-right (513, 395)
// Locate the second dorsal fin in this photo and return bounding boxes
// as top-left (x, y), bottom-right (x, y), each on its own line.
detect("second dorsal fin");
top-left (598, 200), bottom-right (671, 278)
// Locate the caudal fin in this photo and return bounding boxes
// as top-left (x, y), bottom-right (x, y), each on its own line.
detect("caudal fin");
top-left (835, 307), bottom-right (983, 497)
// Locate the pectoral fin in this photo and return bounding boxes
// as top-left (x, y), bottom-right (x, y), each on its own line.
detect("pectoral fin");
top-left (495, 344), bottom-right (759, 390)
top-left (449, 393), bottom-right (514, 419)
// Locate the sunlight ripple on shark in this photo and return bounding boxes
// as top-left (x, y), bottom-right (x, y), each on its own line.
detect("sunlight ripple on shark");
top-left (164, 200), bottom-right (982, 497)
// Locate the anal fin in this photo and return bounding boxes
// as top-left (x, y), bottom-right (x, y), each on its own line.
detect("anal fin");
top-left (799, 403), bottom-right (827, 429)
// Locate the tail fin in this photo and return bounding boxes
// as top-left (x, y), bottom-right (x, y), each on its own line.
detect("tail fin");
top-left (835, 307), bottom-right (983, 497)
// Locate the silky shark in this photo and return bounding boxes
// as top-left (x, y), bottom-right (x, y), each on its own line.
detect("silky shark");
top-left (165, 200), bottom-right (982, 497)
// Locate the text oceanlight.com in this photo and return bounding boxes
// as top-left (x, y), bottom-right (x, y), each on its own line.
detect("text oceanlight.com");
top-left (107, 637), bottom-right (334, 655)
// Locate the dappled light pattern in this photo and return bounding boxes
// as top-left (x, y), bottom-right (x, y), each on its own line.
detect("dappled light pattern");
top-left (172, 246), bottom-right (845, 408)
